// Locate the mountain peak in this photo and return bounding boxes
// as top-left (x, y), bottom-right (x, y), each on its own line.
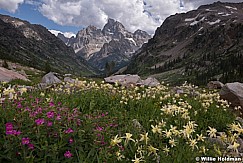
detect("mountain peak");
top-left (57, 17), bottom-right (151, 71)
top-left (102, 18), bottom-right (125, 35)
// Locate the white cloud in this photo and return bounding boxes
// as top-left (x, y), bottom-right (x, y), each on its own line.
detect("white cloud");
top-left (38, 0), bottom-right (195, 34)
top-left (0, 0), bottom-right (24, 13)
top-left (25, 0), bottom-right (42, 6)
top-left (49, 29), bottom-right (75, 38)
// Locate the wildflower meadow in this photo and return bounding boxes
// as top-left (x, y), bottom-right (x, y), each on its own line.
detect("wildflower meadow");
top-left (0, 79), bottom-right (242, 162)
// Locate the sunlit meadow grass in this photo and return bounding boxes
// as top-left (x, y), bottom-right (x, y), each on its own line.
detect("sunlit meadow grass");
top-left (0, 80), bottom-right (242, 162)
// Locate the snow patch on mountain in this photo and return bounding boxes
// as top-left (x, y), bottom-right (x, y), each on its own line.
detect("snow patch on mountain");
top-left (208, 19), bottom-right (221, 25)
top-left (49, 30), bottom-right (76, 38)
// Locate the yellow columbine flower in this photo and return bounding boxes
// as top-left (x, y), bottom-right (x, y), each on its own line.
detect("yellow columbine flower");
top-left (132, 154), bottom-right (144, 163)
top-left (169, 125), bottom-right (177, 133)
top-left (169, 138), bottom-right (176, 147)
top-left (151, 125), bottom-right (162, 134)
top-left (181, 125), bottom-right (194, 139)
top-left (19, 87), bottom-right (27, 95)
top-left (227, 142), bottom-right (240, 153)
top-left (197, 134), bottom-right (206, 142)
top-left (122, 133), bottom-right (135, 144)
top-left (158, 119), bottom-right (166, 127)
top-left (199, 146), bottom-right (208, 154)
top-left (163, 145), bottom-right (170, 155)
top-left (163, 129), bottom-right (172, 138)
top-left (140, 133), bottom-right (149, 145)
top-left (110, 135), bottom-right (122, 146)
top-left (116, 151), bottom-right (125, 161)
top-left (148, 145), bottom-right (159, 156)
top-left (219, 133), bottom-right (227, 142)
top-left (188, 139), bottom-right (198, 150)
top-left (229, 122), bottom-right (241, 132)
top-left (207, 126), bottom-right (217, 138)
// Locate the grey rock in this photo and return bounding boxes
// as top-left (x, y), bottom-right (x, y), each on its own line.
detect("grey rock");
top-left (0, 67), bottom-right (28, 82)
top-left (132, 119), bottom-right (144, 132)
top-left (237, 137), bottom-right (243, 153)
top-left (140, 77), bottom-right (160, 87)
top-left (219, 82), bottom-right (243, 108)
top-left (104, 74), bottom-right (142, 86)
top-left (207, 81), bottom-right (224, 89)
top-left (236, 117), bottom-right (243, 126)
top-left (41, 72), bottom-right (61, 85)
top-left (64, 77), bottom-right (76, 84)
top-left (206, 137), bottom-right (226, 147)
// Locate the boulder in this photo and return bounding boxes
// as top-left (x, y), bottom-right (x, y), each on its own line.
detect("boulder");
top-left (140, 77), bottom-right (160, 87)
top-left (219, 82), bottom-right (243, 108)
top-left (104, 74), bottom-right (142, 86)
top-left (0, 67), bottom-right (28, 82)
top-left (207, 81), bottom-right (224, 89)
top-left (64, 77), bottom-right (76, 84)
top-left (41, 72), bottom-right (61, 85)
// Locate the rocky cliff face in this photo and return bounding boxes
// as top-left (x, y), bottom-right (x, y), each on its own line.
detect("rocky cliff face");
top-left (127, 2), bottom-right (243, 85)
top-left (0, 14), bottom-right (95, 75)
top-left (59, 18), bottom-right (151, 71)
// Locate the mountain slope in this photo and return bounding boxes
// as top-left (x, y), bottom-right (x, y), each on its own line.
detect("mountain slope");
top-left (58, 18), bottom-right (151, 71)
top-left (0, 14), bottom-right (95, 75)
top-left (127, 2), bottom-right (243, 85)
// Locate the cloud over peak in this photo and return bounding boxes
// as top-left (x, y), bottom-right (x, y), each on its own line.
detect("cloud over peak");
top-left (0, 0), bottom-right (24, 13)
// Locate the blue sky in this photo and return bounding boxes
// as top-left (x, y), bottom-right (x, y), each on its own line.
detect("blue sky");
top-left (0, 2), bottom-right (82, 35)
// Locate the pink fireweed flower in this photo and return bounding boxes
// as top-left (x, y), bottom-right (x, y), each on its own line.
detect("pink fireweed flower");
top-left (37, 107), bottom-right (42, 113)
top-left (5, 122), bottom-right (13, 131)
top-left (28, 143), bottom-right (34, 150)
top-left (6, 130), bottom-right (14, 135)
top-left (49, 102), bottom-right (55, 107)
top-left (56, 114), bottom-right (61, 120)
top-left (22, 137), bottom-right (30, 145)
top-left (69, 138), bottom-right (74, 144)
top-left (64, 128), bottom-right (74, 134)
top-left (64, 150), bottom-right (72, 158)
top-left (5, 123), bottom-right (21, 136)
top-left (13, 130), bottom-right (21, 136)
top-left (25, 107), bottom-right (31, 112)
top-left (76, 119), bottom-right (81, 126)
top-left (95, 126), bottom-right (103, 131)
top-left (46, 121), bottom-right (53, 127)
top-left (17, 103), bottom-right (22, 108)
top-left (35, 118), bottom-right (45, 125)
top-left (46, 111), bottom-right (55, 118)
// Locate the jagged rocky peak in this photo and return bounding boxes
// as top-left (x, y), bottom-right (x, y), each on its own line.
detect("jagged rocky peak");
top-left (57, 17), bottom-right (151, 71)
top-left (102, 18), bottom-right (126, 35)
top-left (133, 29), bottom-right (151, 46)
top-left (77, 25), bottom-right (103, 37)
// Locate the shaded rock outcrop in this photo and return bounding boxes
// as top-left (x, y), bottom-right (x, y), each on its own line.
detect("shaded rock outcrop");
top-left (219, 82), bottom-right (243, 109)
top-left (207, 81), bottom-right (224, 89)
top-left (0, 67), bottom-right (28, 82)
